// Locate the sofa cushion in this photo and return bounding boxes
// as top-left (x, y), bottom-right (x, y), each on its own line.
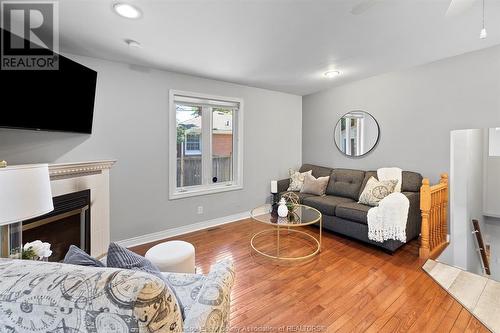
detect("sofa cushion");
top-left (360, 171), bottom-right (423, 196)
top-left (182, 259), bottom-right (235, 333)
top-left (277, 178), bottom-right (291, 193)
top-left (326, 168), bottom-right (366, 200)
top-left (162, 272), bottom-right (207, 318)
top-left (302, 195), bottom-right (354, 216)
top-left (299, 164), bottom-right (333, 178)
top-left (335, 202), bottom-right (372, 225)
top-left (300, 173), bottom-right (330, 196)
top-left (107, 242), bottom-right (185, 319)
top-left (402, 171), bottom-right (423, 192)
top-left (63, 245), bottom-right (105, 267)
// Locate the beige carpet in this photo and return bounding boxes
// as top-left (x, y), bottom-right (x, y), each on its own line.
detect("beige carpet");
top-left (423, 259), bottom-right (500, 332)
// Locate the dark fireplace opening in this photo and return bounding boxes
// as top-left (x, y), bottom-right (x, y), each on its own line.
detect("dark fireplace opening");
top-left (22, 189), bottom-right (91, 262)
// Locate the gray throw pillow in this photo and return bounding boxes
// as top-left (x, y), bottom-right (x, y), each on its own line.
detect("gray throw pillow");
top-left (106, 242), bottom-right (185, 319)
top-left (63, 245), bottom-right (104, 267)
top-left (358, 176), bottom-right (398, 206)
top-left (300, 173), bottom-right (330, 196)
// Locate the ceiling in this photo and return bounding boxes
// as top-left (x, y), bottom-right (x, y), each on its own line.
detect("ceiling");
top-left (52, 0), bottom-right (500, 95)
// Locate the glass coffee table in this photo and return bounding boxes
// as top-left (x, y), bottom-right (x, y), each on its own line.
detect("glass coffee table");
top-left (250, 204), bottom-right (322, 261)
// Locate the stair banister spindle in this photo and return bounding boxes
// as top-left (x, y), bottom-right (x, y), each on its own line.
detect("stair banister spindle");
top-left (419, 174), bottom-right (448, 259)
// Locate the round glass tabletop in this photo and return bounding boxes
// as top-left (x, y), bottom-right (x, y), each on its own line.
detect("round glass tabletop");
top-left (250, 204), bottom-right (321, 227)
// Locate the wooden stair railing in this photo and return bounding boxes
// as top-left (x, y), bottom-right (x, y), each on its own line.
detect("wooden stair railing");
top-left (420, 173), bottom-right (449, 259)
top-left (472, 219), bottom-right (491, 275)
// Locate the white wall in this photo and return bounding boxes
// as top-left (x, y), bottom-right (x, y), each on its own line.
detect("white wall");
top-left (484, 130), bottom-right (500, 217)
top-left (446, 130), bottom-right (468, 269)
top-left (439, 128), bottom-right (500, 279)
top-left (303, 45), bottom-right (500, 183)
top-left (485, 217), bottom-right (500, 281)
top-left (0, 54), bottom-right (302, 241)
top-left (488, 128), bottom-right (500, 156)
top-left (465, 130), bottom-right (485, 274)
top-left (484, 130), bottom-right (500, 280)
top-left (441, 129), bottom-right (484, 273)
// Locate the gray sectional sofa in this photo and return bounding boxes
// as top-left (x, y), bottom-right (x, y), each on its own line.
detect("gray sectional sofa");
top-left (277, 164), bottom-right (423, 252)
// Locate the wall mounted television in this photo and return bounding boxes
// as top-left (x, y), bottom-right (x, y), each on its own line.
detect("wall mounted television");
top-left (0, 29), bottom-right (97, 134)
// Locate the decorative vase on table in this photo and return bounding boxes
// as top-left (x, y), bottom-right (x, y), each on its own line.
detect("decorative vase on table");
top-left (277, 198), bottom-right (289, 218)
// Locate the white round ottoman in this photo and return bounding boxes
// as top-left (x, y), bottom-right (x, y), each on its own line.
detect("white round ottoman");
top-left (145, 240), bottom-right (195, 273)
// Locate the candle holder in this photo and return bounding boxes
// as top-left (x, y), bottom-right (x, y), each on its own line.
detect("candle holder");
top-left (271, 193), bottom-right (279, 215)
top-left (271, 193), bottom-right (279, 205)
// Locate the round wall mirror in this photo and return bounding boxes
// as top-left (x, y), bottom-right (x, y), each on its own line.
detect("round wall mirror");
top-left (334, 111), bottom-right (380, 157)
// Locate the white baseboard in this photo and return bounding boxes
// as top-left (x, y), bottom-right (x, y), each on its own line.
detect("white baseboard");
top-left (116, 211), bottom-right (250, 248)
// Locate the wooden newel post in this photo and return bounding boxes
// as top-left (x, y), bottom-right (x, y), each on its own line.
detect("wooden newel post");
top-left (420, 178), bottom-right (431, 258)
top-left (440, 173), bottom-right (448, 185)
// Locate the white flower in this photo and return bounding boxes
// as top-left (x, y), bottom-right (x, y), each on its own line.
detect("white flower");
top-left (24, 240), bottom-right (52, 259)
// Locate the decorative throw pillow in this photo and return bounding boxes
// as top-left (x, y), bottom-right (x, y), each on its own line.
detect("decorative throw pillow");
top-left (107, 242), bottom-right (185, 319)
top-left (0, 258), bottom-right (183, 333)
top-left (300, 173), bottom-right (330, 196)
top-left (287, 169), bottom-right (312, 191)
top-left (63, 245), bottom-right (105, 267)
top-left (358, 176), bottom-right (398, 206)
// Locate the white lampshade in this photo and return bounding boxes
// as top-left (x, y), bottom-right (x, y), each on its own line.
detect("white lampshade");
top-left (0, 164), bottom-right (54, 226)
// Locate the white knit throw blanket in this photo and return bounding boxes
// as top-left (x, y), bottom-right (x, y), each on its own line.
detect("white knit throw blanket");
top-left (377, 167), bottom-right (403, 193)
top-left (367, 192), bottom-right (409, 243)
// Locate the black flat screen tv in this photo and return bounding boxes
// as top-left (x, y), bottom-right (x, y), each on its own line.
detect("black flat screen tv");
top-left (0, 29), bottom-right (97, 134)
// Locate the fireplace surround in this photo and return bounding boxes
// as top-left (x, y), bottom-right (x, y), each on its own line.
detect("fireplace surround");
top-left (22, 189), bottom-right (90, 262)
top-left (46, 160), bottom-right (114, 257)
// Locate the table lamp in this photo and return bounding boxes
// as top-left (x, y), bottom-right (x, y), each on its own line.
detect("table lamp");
top-left (0, 163), bottom-right (53, 259)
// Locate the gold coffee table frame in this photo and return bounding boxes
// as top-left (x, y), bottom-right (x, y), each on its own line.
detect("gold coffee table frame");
top-left (250, 204), bottom-right (322, 261)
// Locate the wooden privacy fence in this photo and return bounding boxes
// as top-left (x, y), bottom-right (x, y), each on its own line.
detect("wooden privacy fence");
top-left (177, 156), bottom-right (232, 187)
top-left (419, 173), bottom-right (449, 259)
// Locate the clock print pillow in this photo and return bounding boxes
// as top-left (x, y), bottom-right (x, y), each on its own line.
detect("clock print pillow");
top-left (358, 176), bottom-right (398, 206)
top-left (0, 258), bottom-right (183, 333)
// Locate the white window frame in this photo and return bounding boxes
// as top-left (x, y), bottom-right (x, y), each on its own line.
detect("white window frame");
top-left (169, 89), bottom-right (244, 200)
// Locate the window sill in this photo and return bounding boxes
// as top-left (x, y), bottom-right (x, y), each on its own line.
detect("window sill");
top-left (169, 183), bottom-right (243, 200)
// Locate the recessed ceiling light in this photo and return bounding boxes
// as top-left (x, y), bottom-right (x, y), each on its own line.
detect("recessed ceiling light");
top-left (113, 3), bottom-right (142, 19)
top-left (125, 39), bottom-right (142, 48)
top-left (324, 70), bottom-right (340, 78)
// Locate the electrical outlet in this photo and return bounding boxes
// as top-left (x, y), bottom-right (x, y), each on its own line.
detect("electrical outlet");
top-left (197, 206), bottom-right (203, 214)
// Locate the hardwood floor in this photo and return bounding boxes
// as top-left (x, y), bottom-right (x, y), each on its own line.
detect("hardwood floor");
top-left (131, 219), bottom-right (490, 332)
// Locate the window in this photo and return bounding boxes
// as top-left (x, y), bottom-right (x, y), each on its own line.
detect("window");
top-left (185, 134), bottom-right (201, 154)
top-left (169, 90), bottom-right (243, 199)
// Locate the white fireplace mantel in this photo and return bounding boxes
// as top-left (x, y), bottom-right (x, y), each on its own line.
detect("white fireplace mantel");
top-left (49, 160), bottom-right (116, 256)
top-left (49, 160), bottom-right (116, 179)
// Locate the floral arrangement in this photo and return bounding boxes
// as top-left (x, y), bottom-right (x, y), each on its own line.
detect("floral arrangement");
top-left (22, 240), bottom-right (52, 261)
